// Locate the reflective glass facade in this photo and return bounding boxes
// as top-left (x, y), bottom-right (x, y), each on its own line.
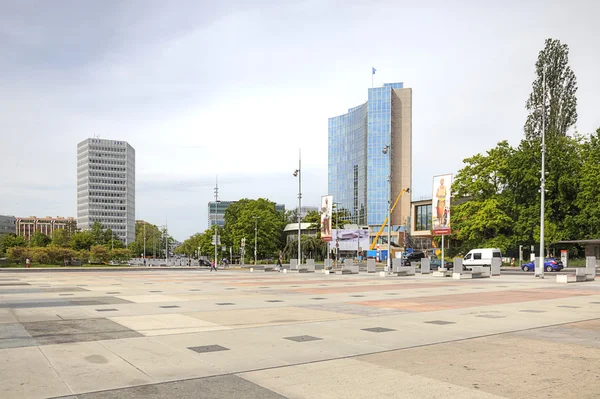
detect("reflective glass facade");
top-left (415, 204), bottom-right (432, 231)
top-left (328, 82), bottom-right (405, 228)
top-left (328, 103), bottom-right (368, 225)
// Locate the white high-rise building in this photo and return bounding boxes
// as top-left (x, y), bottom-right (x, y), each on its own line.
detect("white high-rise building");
top-left (77, 138), bottom-right (135, 244)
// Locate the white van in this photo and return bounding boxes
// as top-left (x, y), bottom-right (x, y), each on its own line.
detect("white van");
top-left (463, 248), bottom-right (502, 268)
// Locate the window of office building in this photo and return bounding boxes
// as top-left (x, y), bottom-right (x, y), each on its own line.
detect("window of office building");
top-left (415, 204), bottom-right (432, 231)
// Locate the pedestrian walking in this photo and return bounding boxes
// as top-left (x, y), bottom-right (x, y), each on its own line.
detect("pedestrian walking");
top-left (26, 258), bottom-right (31, 268)
top-left (276, 258), bottom-right (282, 272)
top-left (210, 259), bottom-right (217, 272)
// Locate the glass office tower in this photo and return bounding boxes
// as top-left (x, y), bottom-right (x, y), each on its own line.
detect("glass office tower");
top-left (328, 82), bottom-right (412, 230)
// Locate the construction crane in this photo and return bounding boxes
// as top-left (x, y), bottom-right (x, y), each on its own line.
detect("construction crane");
top-left (369, 188), bottom-right (410, 250)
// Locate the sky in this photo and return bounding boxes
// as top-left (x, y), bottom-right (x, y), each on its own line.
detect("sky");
top-left (1, 0), bottom-right (599, 241)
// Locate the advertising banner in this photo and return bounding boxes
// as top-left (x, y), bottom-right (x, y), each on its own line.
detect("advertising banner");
top-left (432, 174), bottom-right (452, 235)
top-left (320, 195), bottom-right (333, 242)
top-left (328, 229), bottom-right (370, 251)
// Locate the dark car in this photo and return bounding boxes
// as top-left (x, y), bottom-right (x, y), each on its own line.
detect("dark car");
top-left (198, 259), bottom-right (211, 267)
top-left (429, 257), bottom-right (453, 270)
top-left (406, 251), bottom-right (426, 261)
top-left (521, 258), bottom-right (563, 272)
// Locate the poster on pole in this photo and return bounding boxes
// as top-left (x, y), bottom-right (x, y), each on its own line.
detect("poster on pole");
top-left (432, 174), bottom-right (452, 235)
top-left (320, 195), bottom-right (333, 242)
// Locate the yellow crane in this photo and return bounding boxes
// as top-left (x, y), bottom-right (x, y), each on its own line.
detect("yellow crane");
top-left (369, 188), bottom-right (410, 250)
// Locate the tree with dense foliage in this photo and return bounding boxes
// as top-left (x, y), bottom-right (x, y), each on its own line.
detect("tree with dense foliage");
top-left (29, 232), bottom-right (51, 248)
top-left (90, 245), bottom-right (110, 264)
top-left (174, 233), bottom-right (203, 257)
top-left (524, 38), bottom-right (578, 140)
top-left (70, 231), bottom-right (95, 251)
top-left (51, 229), bottom-right (70, 247)
top-left (0, 234), bottom-right (27, 255)
top-left (449, 38), bottom-right (592, 258)
top-left (128, 221), bottom-right (168, 258)
top-left (222, 198), bottom-right (286, 259)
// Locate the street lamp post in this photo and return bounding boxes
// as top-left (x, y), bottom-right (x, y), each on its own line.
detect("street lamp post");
top-left (253, 216), bottom-right (260, 266)
top-left (214, 180), bottom-right (219, 266)
top-left (294, 149), bottom-right (302, 265)
top-left (539, 68), bottom-right (546, 279)
top-left (383, 144), bottom-right (392, 272)
top-left (333, 202), bottom-right (341, 267)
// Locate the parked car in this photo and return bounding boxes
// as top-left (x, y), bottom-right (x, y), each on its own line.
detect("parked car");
top-left (429, 256), bottom-right (453, 270)
top-left (406, 251), bottom-right (426, 262)
top-left (198, 259), bottom-right (211, 267)
top-left (521, 258), bottom-right (564, 272)
top-left (463, 248), bottom-right (502, 268)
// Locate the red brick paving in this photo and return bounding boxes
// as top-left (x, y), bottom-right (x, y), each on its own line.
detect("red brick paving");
top-left (352, 289), bottom-right (596, 312)
top-left (293, 282), bottom-right (459, 294)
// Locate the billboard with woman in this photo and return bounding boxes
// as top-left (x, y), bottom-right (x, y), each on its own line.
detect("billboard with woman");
top-left (432, 174), bottom-right (452, 235)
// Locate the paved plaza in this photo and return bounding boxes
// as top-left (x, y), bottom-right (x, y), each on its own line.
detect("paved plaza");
top-left (0, 269), bottom-right (599, 398)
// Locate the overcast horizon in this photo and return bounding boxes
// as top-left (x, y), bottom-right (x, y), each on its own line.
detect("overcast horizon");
top-left (1, 0), bottom-right (599, 241)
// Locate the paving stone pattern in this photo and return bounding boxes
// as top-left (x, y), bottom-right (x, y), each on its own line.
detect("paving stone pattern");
top-left (0, 269), bottom-right (598, 399)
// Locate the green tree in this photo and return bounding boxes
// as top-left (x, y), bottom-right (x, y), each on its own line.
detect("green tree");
top-left (110, 248), bottom-right (131, 262)
top-left (451, 141), bottom-right (517, 255)
top-left (524, 38), bottom-right (578, 140)
top-left (51, 229), bottom-right (70, 247)
top-left (175, 233), bottom-right (203, 257)
top-left (222, 198), bottom-right (286, 259)
top-left (0, 234), bottom-right (27, 255)
top-left (91, 221), bottom-right (106, 245)
top-left (29, 232), bottom-right (51, 248)
top-left (104, 229), bottom-right (125, 249)
top-left (90, 245), bottom-right (110, 264)
top-left (128, 221), bottom-right (164, 258)
top-left (70, 231), bottom-right (95, 251)
top-left (575, 128), bottom-right (600, 238)
top-left (7, 246), bottom-right (29, 264)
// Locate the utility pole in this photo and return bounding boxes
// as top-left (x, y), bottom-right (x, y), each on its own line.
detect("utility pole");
top-left (253, 216), bottom-right (260, 266)
top-left (383, 144), bottom-right (392, 272)
top-left (214, 178), bottom-right (219, 266)
top-left (294, 149), bottom-right (302, 265)
top-left (539, 68), bottom-right (546, 279)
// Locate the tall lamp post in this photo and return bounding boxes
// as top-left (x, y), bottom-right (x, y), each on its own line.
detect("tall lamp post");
top-left (214, 180), bottom-right (219, 266)
top-left (293, 149), bottom-right (302, 265)
top-left (538, 68), bottom-right (546, 279)
top-left (383, 144), bottom-right (392, 272)
top-left (253, 216), bottom-right (260, 266)
top-left (333, 202), bottom-right (341, 267)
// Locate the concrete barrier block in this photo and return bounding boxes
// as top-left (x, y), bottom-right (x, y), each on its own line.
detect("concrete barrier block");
top-left (421, 258), bottom-right (431, 274)
top-left (491, 258), bottom-right (501, 276)
top-left (367, 259), bottom-right (376, 273)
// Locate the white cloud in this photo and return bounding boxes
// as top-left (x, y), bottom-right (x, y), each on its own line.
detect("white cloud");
top-left (0, 0), bottom-right (599, 240)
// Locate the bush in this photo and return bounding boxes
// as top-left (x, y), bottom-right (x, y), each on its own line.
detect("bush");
top-left (7, 247), bottom-right (29, 264)
top-left (90, 245), bottom-right (110, 264)
top-left (30, 247), bottom-right (50, 264)
top-left (77, 249), bottom-right (90, 263)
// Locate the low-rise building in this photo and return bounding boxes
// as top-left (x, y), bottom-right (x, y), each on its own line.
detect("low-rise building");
top-left (16, 216), bottom-right (77, 241)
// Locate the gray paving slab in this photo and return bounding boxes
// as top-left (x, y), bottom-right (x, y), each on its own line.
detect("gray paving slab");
top-left (0, 299), bottom-right (73, 308)
top-left (52, 375), bottom-right (286, 399)
top-left (22, 318), bottom-right (143, 345)
top-left (0, 322), bottom-right (37, 349)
